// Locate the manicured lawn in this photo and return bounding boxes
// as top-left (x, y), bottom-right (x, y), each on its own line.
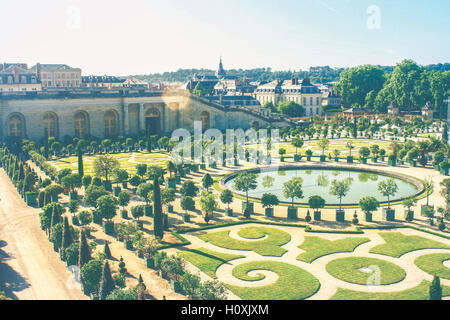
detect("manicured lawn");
top-left (48, 151), bottom-right (168, 175)
top-left (415, 253), bottom-right (450, 280)
top-left (297, 237), bottom-right (370, 263)
top-left (326, 257), bottom-right (406, 285)
top-left (197, 227), bottom-right (291, 257)
top-left (227, 261), bottom-right (320, 300)
top-left (179, 248), bottom-right (244, 279)
top-left (331, 281), bottom-right (450, 300)
top-left (247, 138), bottom-right (391, 158)
top-left (369, 232), bottom-right (450, 258)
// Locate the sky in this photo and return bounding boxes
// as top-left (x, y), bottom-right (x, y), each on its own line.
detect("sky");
top-left (1, 0), bottom-right (449, 75)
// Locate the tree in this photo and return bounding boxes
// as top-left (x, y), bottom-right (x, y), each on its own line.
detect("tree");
top-left (167, 161), bottom-right (176, 179)
top-left (62, 173), bottom-right (82, 193)
top-left (96, 195), bottom-right (119, 221)
top-left (99, 261), bottom-right (116, 300)
top-left (232, 172), bottom-right (258, 205)
top-left (68, 200), bottom-right (80, 216)
top-left (137, 183), bottom-right (154, 205)
top-left (136, 164), bottom-right (148, 177)
top-left (283, 177), bottom-right (304, 206)
top-left (278, 100), bottom-right (304, 117)
top-left (291, 137), bottom-right (304, 155)
top-left (78, 229), bottom-right (91, 268)
top-left (377, 179), bottom-right (398, 209)
top-left (94, 155), bottom-right (120, 182)
top-left (153, 176), bottom-right (164, 240)
top-left (84, 185), bottom-right (109, 208)
top-left (423, 176), bottom-right (434, 207)
top-left (261, 193), bottom-right (279, 208)
top-left (199, 191), bottom-right (218, 223)
top-left (81, 175), bottom-right (92, 189)
top-left (335, 65), bottom-right (386, 108)
top-left (181, 196), bottom-right (195, 215)
top-left (81, 259), bottom-right (103, 296)
top-left (118, 191), bottom-right (131, 211)
top-left (202, 173), bottom-right (214, 191)
top-left (318, 137), bottom-right (330, 155)
top-left (161, 188), bottom-right (176, 209)
top-left (61, 217), bottom-right (74, 261)
top-left (78, 211), bottom-right (93, 230)
top-left (220, 189), bottom-right (233, 210)
top-left (104, 242), bottom-right (112, 259)
top-left (77, 148), bottom-right (84, 177)
top-left (308, 195), bottom-right (326, 212)
top-left (113, 168), bottom-right (129, 187)
top-left (346, 142), bottom-right (355, 157)
top-left (403, 198), bottom-right (417, 221)
top-left (359, 147), bottom-right (370, 158)
top-left (131, 205), bottom-right (145, 221)
top-left (359, 196), bottom-right (379, 217)
top-left (180, 180), bottom-right (199, 198)
top-left (429, 276), bottom-right (442, 300)
top-left (330, 179), bottom-right (351, 212)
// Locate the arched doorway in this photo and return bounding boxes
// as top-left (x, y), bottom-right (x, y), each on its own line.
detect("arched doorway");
top-left (7, 113), bottom-right (25, 138)
top-left (43, 112), bottom-right (58, 138)
top-left (201, 111), bottom-right (210, 131)
top-left (145, 107), bottom-right (161, 135)
top-left (74, 111), bottom-right (89, 138)
top-left (104, 110), bottom-right (118, 137)
top-left (252, 121), bottom-right (259, 130)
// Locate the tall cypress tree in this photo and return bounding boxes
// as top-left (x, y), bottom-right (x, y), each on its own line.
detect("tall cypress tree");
top-left (104, 242), bottom-right (112, 259)
top-left (43, 131), bottom-right (49, 159)
top-left (429, 276), bottom-right (442, 300)
top-left (61, 217), bottom-right (73, 261)
top-left (78, 229), bottom-right (91, 268)
top-left (50, 205), bottom-right (61, 236)
top-left (153, 176), bottom-right (164, 240)
top-left (99, 261), bottom-right (115, 300)
top-left (77, 147), bottom-right (84, 177)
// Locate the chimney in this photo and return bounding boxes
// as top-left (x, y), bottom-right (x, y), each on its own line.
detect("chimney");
top-left (36, 63), bottom-right (41, 80)
top-left (291, 77), bottom-right (295, 85)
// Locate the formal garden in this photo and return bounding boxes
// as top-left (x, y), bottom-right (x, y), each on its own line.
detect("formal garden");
top-left (1, 114), bottom-right (450, 300)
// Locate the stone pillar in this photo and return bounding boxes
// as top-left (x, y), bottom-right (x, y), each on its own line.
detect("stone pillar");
top-left (139, 104), bottom-right (145, 133)
top-left (124, 104), bottom-right (129, 135)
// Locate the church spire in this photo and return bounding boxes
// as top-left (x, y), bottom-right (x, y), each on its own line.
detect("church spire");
top-left (216, 56), bottom-right (226, 78)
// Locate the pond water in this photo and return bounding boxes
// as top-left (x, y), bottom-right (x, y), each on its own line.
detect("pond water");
top-left (224, 168), bottom-right (419, 205)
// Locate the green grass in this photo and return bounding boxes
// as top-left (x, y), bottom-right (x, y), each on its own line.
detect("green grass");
top-left (227, 261), bottom-right (320, 300)
top-left (197, 227), bottom-right (291, 257)
top-left (370, 232), bottom-right (450, 258)
top-left (179, 248), bottom-right (244, 279)
top-left (331, 280), bottom-right (450, 300)
top-left (297, 237), bottom-right (370, 263)
top-left (326, 257), bottom-right (406, 285)
top-left (48, 151), bottom-right (169, 175)
top-left (415, 253), bottom-right (450, 280)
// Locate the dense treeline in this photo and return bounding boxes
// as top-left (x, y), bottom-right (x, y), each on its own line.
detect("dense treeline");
top-left (128, 63), bottom-right (449, 85)
top-left (335, 60), bottom-right (450, 118)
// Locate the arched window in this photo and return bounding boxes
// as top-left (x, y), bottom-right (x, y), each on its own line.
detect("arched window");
top-left (104, 110), bottom-right (118, 137)
top-left (7, 114), bottom-right (24, 138)
top-left (43, 112), bottom-right (57, 138)
top-left (74, 112), bottom-right (88, 138)
top-left (201, 111), bottom-right (210, 131)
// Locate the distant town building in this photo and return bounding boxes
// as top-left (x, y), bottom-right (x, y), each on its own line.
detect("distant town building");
top-left (342, 106), bottom-right (372, 120)
top-left (29, 63), bottom-right (82, 88)
top-left (254, 78), bottom-right (323, 116)
top-left (321, 88), bottom-right (341, 108)
top-left (387, 100), bottom-right (400, 116)
top-left (0, 63), bottom-right (41, 92)
top-left (82, 75), bottom-right (125, 89)
top-left (122, 77), bottom-right (151, 89)
top-left (422, 102), bottom-right (434, 120)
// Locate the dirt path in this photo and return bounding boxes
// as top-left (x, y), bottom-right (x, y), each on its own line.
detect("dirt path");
top-left (0, 168), bottom-right (88, 300)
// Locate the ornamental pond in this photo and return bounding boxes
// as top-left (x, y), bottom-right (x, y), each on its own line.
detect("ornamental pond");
top-left (223, 167), bottom-right (421, 206)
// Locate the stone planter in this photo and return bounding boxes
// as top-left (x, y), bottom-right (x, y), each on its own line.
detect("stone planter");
top-left (145, 206), bottom-right (153, 217)
top-left (314, 211), bottom-right (321, 221)
top-left (372, 157), bottom-right (378, 163)
top-left (388, 158), bottom-right (397, 166)
top-left (144, 256), bottom-right (155, 269)
top-left (210, 162), bottom-right (217, 168)
top-left (103, 181), bottom-right (112, 192)
top-left (382, 208), bottom-right (396, 221)
top-left (306, 156), bottom-right (311, 161)
top-left (103, 221), bottom-right (115, 235)
top-left (122, 182), bottom-right (128, 189)
top-left (226, 208), bottom-right (233, 217)
top-left (404, 210), bottom-right (414, 221)
top-left (121, 210), bottom-right (128, 219)
top-left (234, 159), bottom-right (239, 166)
top-left (113, 186), bottom-right (121, 197)
top-left (242, 202), bottom-right (254, 214)
top-left (183, 214), bottom-right (191, 222)
top-left (175, 175), bottom-right (181, 183)
top-left (167, 205), bottom-right (174, 213)
top-left (336, 210), bottom-right (345, 222)
top-left (92, 211), bottom-right (102, 224)
top-left (124, 239), bottom-right (133, 250)
top-left (364, 212), bottom-right (373, 222)
top-left (200, 164), bottom-right (206, 170)
top-left (287, 207), bottom-right (298, 220)
top-left (347, 156), bottom-right (353, 163)
top-left (166, 179), bottom-right (176, 190)
top-left (265, 207), bottom-right (274, 217)
top-left (334, 157), bottom-right (339, 162)
top-left (360, 158), bottom-right (367, 164)
top-left (294, 154), bottom-right (301, 162)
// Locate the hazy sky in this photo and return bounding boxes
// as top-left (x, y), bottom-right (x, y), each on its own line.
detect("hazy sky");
top-left (2, 0), bottom-right (449, 75)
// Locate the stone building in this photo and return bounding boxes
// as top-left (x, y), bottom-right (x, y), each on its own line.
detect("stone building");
top-left (0, 89), bottom-right (288, 142)
top-left (254, 78), bottom-right (323, 116)
top-left (0, 63), bottom-right (42, 92)
top-left (29, 63), bottom-right (82, 88)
